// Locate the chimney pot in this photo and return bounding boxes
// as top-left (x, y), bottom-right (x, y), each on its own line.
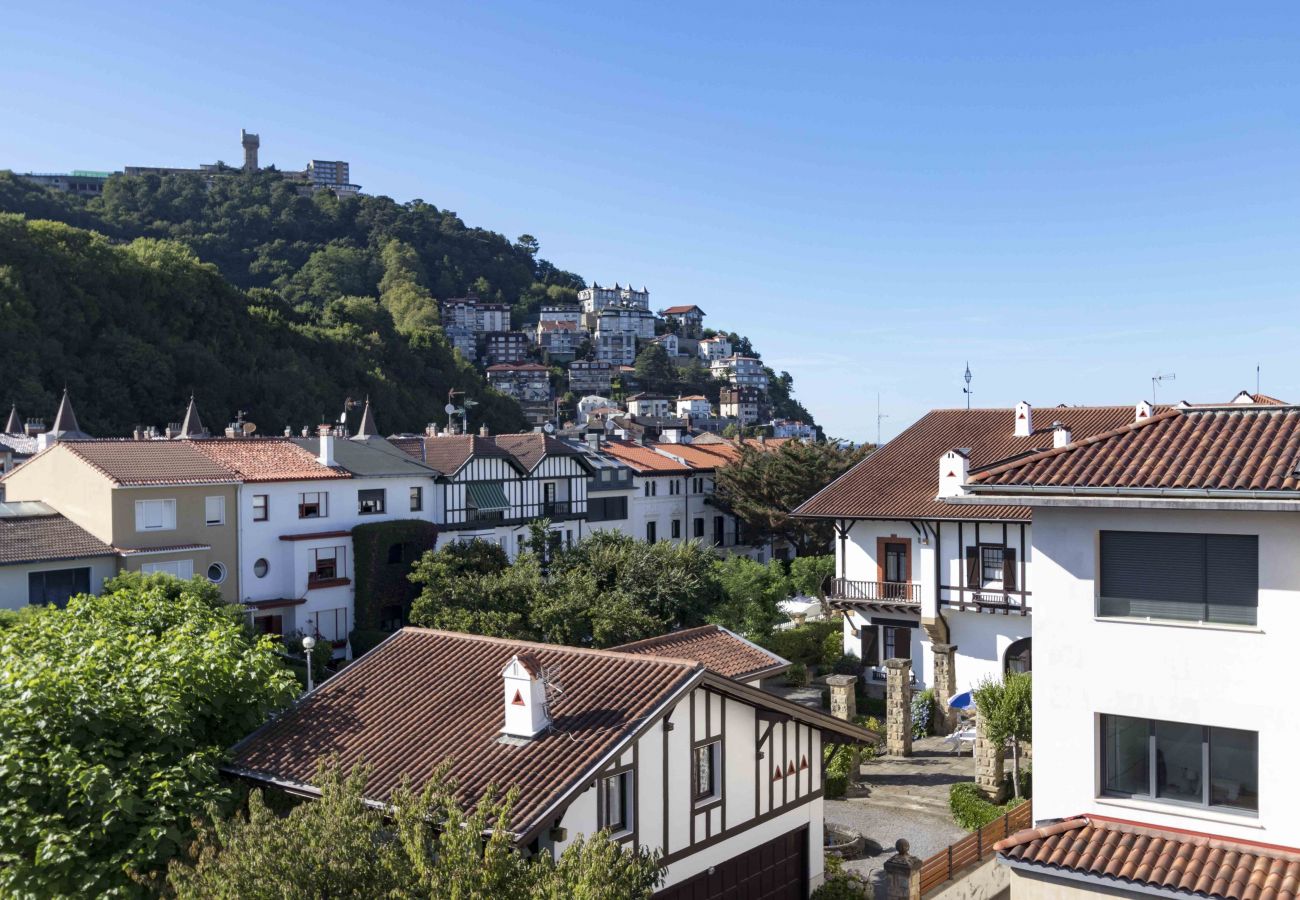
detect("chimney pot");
top-left (938, 448), bottom-right (971, 498)
top-left (480, 425), bottom-right (490, 437)
top-left (1052, 421), bottom-right (1072, 448)
top-left (318, 430), bottom-right (336, 467)
top-left (500, 653), bottom-right (549, 739)
top-left (1135, 400), bottom-right (1154, 421)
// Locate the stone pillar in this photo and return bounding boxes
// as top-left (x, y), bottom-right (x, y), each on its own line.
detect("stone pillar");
top-left (884, 839), bottom-right (922, 900)
top-left (975, 717), bottom-right (1006, 802)
top-left (826, 674), bottom-right (857, 722)
top-left (932, 643), bottom-right (958, 734)
top-left (885, 658), bottom-right (912, 757)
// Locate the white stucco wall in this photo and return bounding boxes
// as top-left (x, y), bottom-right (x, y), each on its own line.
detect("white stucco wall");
top-left (0, 556), bottom-right (118, 610)
top-left (1030, 504), bottom-right (1294, 845)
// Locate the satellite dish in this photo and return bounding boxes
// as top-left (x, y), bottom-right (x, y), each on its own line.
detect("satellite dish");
top-left (543, 422), bottom-right (555, 434)
top-left (444, 403), bottom-right (457, 414)
top-left (242, 422), bottom-right (257, 435)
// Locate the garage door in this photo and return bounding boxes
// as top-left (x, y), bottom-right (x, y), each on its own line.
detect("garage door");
top-left (655, 826), bottom-right (808, 900)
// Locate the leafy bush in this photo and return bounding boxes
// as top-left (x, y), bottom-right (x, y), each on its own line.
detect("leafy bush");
top-left (822, 630), bottom-right (845, 667)
top-left (0, 572), bottom-right (298, 896)
top-left (790, 555), bottom-right (835, 598)
top-left (785, 662), bottom-right (810, 687)
top-left (762, 620), bottom-right (841, 668)
top-left (911, 689), bottom-right (935, 739)
top-left (812, 854), bottom-right (872, 899)
top-left (830, 654), bottom-right (862, 676)
top-left (949, 782), bottom-right (1027, 831)
top-left (710, 555), bottom-right (790, 640)
top-left (824, 744), bottom-right (858, 799)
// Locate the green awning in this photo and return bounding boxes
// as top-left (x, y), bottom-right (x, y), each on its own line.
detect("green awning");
top-left (467, 482), bottom-right (510, 512)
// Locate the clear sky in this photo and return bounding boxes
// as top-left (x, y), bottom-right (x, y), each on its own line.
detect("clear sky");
top-left (3, 2), bottom-right (1299, 442)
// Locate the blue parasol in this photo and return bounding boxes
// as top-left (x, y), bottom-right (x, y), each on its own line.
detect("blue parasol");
top-left (948, 690), bottom-right (974, 711)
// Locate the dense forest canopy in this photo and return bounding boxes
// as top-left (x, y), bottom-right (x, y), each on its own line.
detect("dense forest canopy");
top-left (0, 169), bottom-right (814, 435)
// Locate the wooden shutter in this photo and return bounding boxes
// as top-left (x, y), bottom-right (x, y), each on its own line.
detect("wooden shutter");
top-left (965, 547), bottom-right (979, 586)
top-left (1002, 548), bottom-right (1018, 591)
top-left (861, 626), bottom-right (880, 666)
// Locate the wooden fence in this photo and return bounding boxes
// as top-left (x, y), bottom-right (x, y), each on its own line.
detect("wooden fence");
top-left (919, 802), bottom-right (1032, 895)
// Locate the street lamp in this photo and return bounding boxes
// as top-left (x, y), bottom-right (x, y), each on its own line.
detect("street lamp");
top-left (302, 634), bottom-right (317, 693)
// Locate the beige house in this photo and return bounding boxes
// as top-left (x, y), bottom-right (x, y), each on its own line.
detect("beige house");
top-left (1, 441), bottom-right (242, 602)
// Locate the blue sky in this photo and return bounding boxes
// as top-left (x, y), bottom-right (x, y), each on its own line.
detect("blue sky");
top-left (3, 2), bottom-right (1299, 442)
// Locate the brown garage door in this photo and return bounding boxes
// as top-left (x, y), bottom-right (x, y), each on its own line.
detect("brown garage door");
top-left (655, 826), bottom-right (808, 900)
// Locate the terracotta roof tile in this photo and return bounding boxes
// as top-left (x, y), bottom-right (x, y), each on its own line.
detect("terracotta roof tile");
top-left (187, 439), bottom-right (350, 483)
top-left (600, 440), bottom-right (694, 473)
top-left (390, 434), bottom-right (518, 476)
top-left (997, 816), bottom-right (1300, 900)
top-left (795, 406), bottom-right (1161, 522)
top-left (57, 440), bottom-right (238, 486)
top-left (613, 625), bottom-right (789, 681)
top-left (970, 407), bottom-right (1300, 493)
top-left (228, 629), bottom-right (701, 836)
top-left (491, 433), bottom-right (585, 472)
top-left (661, 305), bottom-right (703, 315)
top-left (0, 513), bottom-right (115, 565)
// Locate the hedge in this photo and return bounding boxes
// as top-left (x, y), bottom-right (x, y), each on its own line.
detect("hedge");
top-left (949, 782), bottom-right (1028, 831)
top-left (350, 519), bottom-right (439, 632)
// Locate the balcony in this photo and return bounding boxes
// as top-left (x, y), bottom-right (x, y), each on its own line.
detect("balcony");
top-left (542, 500), bottom-right (575, 518)
top-left (827, 578), bottom-right (921, 604)
top-left (943, 588), bottom-right (1031, 615)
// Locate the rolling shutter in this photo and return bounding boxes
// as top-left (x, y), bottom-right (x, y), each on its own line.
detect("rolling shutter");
top-left (1206, 534), bottom-right (1258, 625)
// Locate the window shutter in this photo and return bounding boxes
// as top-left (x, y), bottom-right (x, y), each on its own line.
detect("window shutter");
top-left (965, 547), bottom-right (979, 586)
top-left (1003, 548), bottom-right (1018, 591)
top-left (861, 626), bottom-right (880, 666)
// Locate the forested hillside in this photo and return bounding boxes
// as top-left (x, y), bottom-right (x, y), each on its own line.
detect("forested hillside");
top-left (0, 169), bottom-right (814, 435)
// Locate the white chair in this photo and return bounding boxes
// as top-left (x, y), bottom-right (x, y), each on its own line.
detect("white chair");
top-left (944, 715), bottom-right (977, 755)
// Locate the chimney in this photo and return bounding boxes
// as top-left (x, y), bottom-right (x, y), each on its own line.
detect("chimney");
top-left (425, 423), bottom-right (438, 437)
top-left (479, 425), bottom-right (491, 437)
top-left (133, 425), bottom-right (144, 441)
top-left (1052, 421), bottom-right (1072, 448)
top-left (25, 418), bottom-right (44, 437)
top-left (938, 448), bottom-right (970, 498)
top-left (1135, 400), bottom-right (1153, 422)
top-left (284, 425), bottom-right (293, 437)
top-left (586, 429), bottom-right (601, 452)
top-left (318, 424), bottom-right (335, 467)
top-left (500, 653), bottom-right (549, 739)
top-left (1014, 401), bottom-right (1033, 437)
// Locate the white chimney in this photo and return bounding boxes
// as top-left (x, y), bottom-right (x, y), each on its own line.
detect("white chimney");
top-left (1052, 421), bottom-right (1072, 448)
top-left (1135, 400), bottom-right (1153, 422)
top-left (1014, 401), bottom-right (1033, 437)
top-left (317, 425), bottom-right (335, 467)
top-left (938, 448), bottom-right (971, 498)
top-left (500, 653), bottom-right (549, 739)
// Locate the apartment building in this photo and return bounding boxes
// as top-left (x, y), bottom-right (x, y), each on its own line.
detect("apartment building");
top-left (483, 331), bottom-right (532, 366)
top-left (535, 320), bottom-right (582, 359)
top-left (720, 386), bottom-right (765, 426)
top-left (697, 335), bottom-right (733, 361)
top-left (486, 363), bottom-right (553, 425)
top-left (951, 403), bottom-right (1298, 900)
top-left (569, 359), bottom-right (614, 395)
top-left (660, 304), bottom-right (706, 338)
top-left (710, 355), bottom-right (769, 391)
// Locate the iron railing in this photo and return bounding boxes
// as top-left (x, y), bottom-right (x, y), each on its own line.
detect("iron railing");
top-left (828, 578), bottom-right (921, 603)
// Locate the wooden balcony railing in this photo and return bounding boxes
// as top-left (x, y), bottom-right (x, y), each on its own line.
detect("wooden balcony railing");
top-left (828, 578), bottom-right (921, 603)
top-left (919, 802), bottom-right (1032, 895)
top-left (944, 588), bottom-right (1032, 615)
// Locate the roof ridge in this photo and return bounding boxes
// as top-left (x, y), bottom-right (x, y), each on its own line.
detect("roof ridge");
top-left (970, 408), bottom-right (1182, 484)
top-left (611, 623), bottom-right (723, 651)
top-left (399, 627), bottom-right (705, 670)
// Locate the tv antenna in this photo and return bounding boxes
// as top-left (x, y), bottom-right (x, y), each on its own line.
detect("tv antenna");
top-left (1151, 372), bottom-right (1176, 404)
top-left (875, 393), bottom-right (889, 447)
top-left (962, 362), bottom-right (973, 409)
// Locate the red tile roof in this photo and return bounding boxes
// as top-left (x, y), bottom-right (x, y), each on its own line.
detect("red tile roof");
top-left (652, 443), bottom-right (734, 471)
top-left (996, 816), bottom-right (1300, 900)
top-left (970, 407), bottom-right (1300, 493)
top-left (613, 625), bottom-right (789, 681)
top-left (600, 439), bottom-right (694, 473)
top-left (56, 440), bottom-right (238, 486)
top-left (795, 406), bottom-right (1159, 522)
top-left (390, 434), bottom-right (518, 476)
top-left (661, 305), bottom-right (704, 315)
top-left (188, 439), bottom-right (350, 483)
top-left (491, 433), bottom-right (587, 472)
top-left (227, 628), bottom-right (873, 841)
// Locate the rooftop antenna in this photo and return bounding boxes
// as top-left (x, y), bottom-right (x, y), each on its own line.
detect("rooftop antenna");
top-left (1256, 364), bottom-right (1261, 396)
top-left (1151, 372), bottom-right (1176, 404)
top-left (962, 362), bottom-right (973, 410)
top-left (875, 392), bottom-right (889, 447)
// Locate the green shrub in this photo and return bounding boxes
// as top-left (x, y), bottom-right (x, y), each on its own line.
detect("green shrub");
top-left (822, 630), bottom-right (844, 667)
top-left (824, 744), bottom-right (857, 799)
top-left (790, 555), bottom-right (835, 598)
top-left (785, 662), bottom-right (810, 687)
top-left (762, 620), bottom-right (841, 668)
top-left (911, 689), bottom-right (935, 739)
top-left (949, 782), bottom-right (1027, 831)
top-left (812, 854), bottom-right (872, 899)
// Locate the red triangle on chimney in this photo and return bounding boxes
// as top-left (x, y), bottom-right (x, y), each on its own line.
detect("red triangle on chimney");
top-left (946, 470), bottom-right (957, 478)
top-left (1017, 412), bottom-right (1026, 419)
top-left (511, 689), bottom-right (525, 706)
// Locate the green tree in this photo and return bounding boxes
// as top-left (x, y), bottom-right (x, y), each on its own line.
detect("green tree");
top-left (409, 548), bottom-right (543, 638)
top-left (714, 440), bottom-right (872, 556)
top-left (167, 762), bottom-right (663, 899)
top-left (0, 572), bottom-right (298, 897)
top-left (972, 672), bottom-right (1033, 799)
top-left (709, 556), bottom-right (790, 640)
top-left (632, 343), bottom-right (678, 394)
top-left (789, 555), bottom-right (835, 598)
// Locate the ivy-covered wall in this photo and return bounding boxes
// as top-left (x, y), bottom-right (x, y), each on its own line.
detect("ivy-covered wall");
top-left (351, 520), bottom-right (439, 646)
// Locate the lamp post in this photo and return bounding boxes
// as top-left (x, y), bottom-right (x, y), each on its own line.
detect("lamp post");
top-left (302, 634), bottom-right (317, 693)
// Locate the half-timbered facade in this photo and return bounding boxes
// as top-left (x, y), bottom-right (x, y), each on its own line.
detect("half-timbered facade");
top-left (226, 628), bottom-right (875, 898)
top-left (795, 402), bottom-right (1159, 700)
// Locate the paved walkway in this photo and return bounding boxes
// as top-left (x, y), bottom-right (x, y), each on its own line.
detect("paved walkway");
top-left (825, 736), bottom-right (973, 892)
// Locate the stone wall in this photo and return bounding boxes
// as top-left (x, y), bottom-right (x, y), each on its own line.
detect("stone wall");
top-left (885, 658), bottom-right (913, 756)
top-left (975, 718), bottom-right (1006, 802)
top-left (932, 643), bottom-right (958, 734)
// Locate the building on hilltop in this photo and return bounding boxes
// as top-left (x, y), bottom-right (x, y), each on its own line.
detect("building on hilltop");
top-left (577, 281), bottom-right (650, 315)
top-left (659, 304), bottom-right (706, 338)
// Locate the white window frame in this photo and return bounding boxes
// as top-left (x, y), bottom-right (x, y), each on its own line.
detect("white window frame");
top-left (134, 498), bottom-right (177, 532)
top-left (204, 495), bottom-right (225, 526)
top-left (141, 559), bottom-right (193, 579)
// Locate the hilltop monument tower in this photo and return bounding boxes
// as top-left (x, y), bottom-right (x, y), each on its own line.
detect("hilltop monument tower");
top-left (241, 129), bottom-right (260, 172)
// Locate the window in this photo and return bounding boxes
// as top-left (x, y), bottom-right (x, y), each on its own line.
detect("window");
top-left (693, 477), bottom-right (705, 494)
top-left (669, 480), bottom-right (681, 496)
top-left (646, 521), bottom-right (657, 543)
top-left (694, 517), bottom-right (705, 538)
top-left (588, 496), bottom-right (628, 522)
top-left (252, 494), bottom-right (268, 521)
top-left (1004, 637), bottom-right (1032, 675)
top-left (252, 613), bottom-right (283, 636)
top-left (643, 481), bottom-right (656, 497)
top-left (141, 559), bottom-right (194, 579)
top-left (672, 519), bottom-right (682, 539)
top-left (134, 498), bottom-right (176, 532)
top-left (981, 545), bottom-right (1004, 585)
top-left (883, 625), bottom-right (910, 660)
top-left (409, 486), bottom-right (423, 512)
top-left (206, 562), bottom-right (227, 583)
top-left (28, 567), bottom-right (90, 608)
top-left (600, 771), bottom-right (633, 833)
top-left (205, 495), bottom-right (225, 526)
top-left (309, 546), bottom-right (343, 583)
top-left (1099, 531), bottom-right (1258, 625)
top-left (299, 492), bottom-right (328, 519)
top-left (358, 489), bottom-right (386, 515)
top-left (315, 606), bottom-right (349, 643)
top-left (253, 558), bottom-right (269, 578)
top-left (693, 741), bottom-right (721, 803)
top-left (1101, 714), bottom-right (1258, 814)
